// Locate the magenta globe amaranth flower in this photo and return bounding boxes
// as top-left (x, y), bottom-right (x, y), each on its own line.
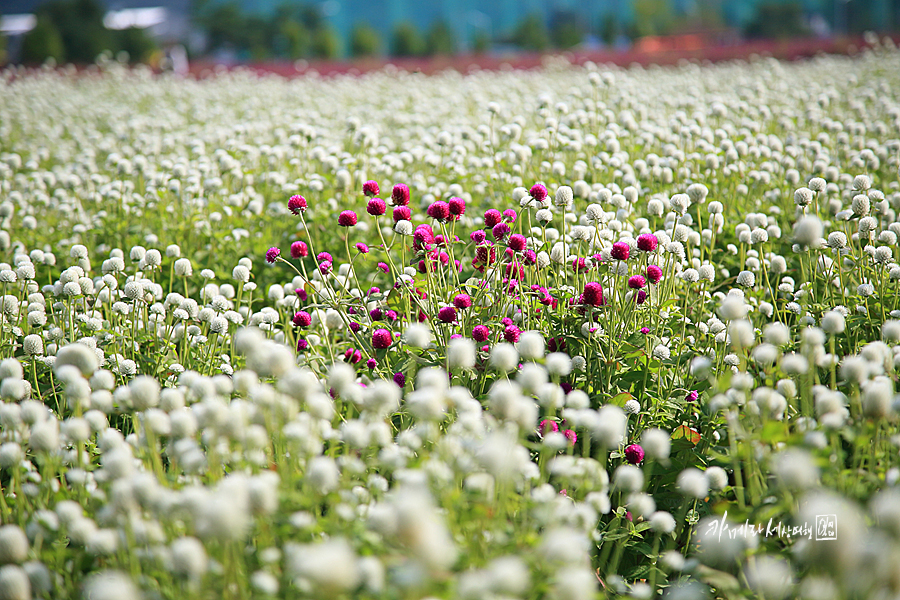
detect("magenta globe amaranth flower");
top-left (611, 242), bottom-right (631, 261)
top-left (438, 306), bottom-right (457, 323)
top-left (492, 222), bottom-right (510, 241)
top-left (448, 197), bottom-right (466, 217)
top-left (624, 444), bottom-right (645, 465)
top-left (393, 206), bottom-right (411, 222)
top-left (628, 275), bottom-right (646, 289)
top-left (393, 372), bottom-right (406, 387)
top-left (427, 201), bottom-right (450, 221)
top-left (583, 282), bottom-right (604, 307)
top-left (356, 243), bottom-right (369, 254)
top-left (288, 195), bottom-right (307, 214)
top-left (291, 241), bottom-right (309, 258)
top-left (366, 358), bottom-right (377, 369)
top-left (508, 234), bottom-right (526, 252)
top-left (637, 233), bottom-right (658, 252)
top-left (391, 183), bottom-right (410, 206)
top-left (363, 180), bottom-right (380, 197)
top-left (646, 265), bottom-right (663, 284)
top-left (453, 294), bottom-right (472, 309)
top-left (470, 230), bottom-right (486, 244)
top-left (297, 338), bottom-right (309, 351)
top-left (472, 325), bottom-right (490, 342)
top-left (686, 390), bottom-right (699, 402)
top-left (529, 183), bottom-right (548, 202)
top-left (265, 247), bottom-right (280, 263)
top-left (338, 210), bottom-right (358, 227)
top-left (564, 429), bottom-right (577, 445)
top-left (503, 209), bottom-right (517, 222)
top-left (503, 325), bottom-right (521, 343)
top-left (372, 328), bottom-right (393, 349)
top-left (367, 198), bottom-right (386, 216)
top-left (484, 209), bottom-right (502, 227)
top-left (539, 419), bottom-right (559, 435)
top-left (292, 311), bottom-right (311, 327)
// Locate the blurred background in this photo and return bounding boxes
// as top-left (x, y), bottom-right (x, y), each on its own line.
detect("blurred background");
top-left (0, 0), bottom-right (898, 70)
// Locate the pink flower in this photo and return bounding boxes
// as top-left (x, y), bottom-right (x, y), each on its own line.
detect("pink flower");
top-left (448, 197), bottom-right (466, 217)
top-left (317, 252), bottom-right (333, 262)
top-left (539, 419), bottom-right (559, 435)
top-left (338, 210), bottom-right (358, 227)
top-left (356, 243), bottom-right (369, 254)
top-left (377, 262), bottom-right (389, 273)
top-left (288, 195), bottom-right (307, 214)
top-left (393, 372), bottom-right (406, 387)
top-left (470, 230), bottom-right (486, 244)
top-left (438, 306), bottom-right (457, 323)
top-left (563, 429), bottom-right (577, 445)
top-left (529, 183), bottom-right (548, 202)
top-left (265, 247), bottom-right (280, 263)
top-left (503, 209), bottom-right (517, 222)
top-left (372, 328), bottom-right (392, 349)
top-left (582, 282), bottom-right (604, 307)
top-left (296, 289), bottom-right (308, 301)
top-left (472, 325), bottom-right (490, 342)
top-left (508, 234), bottom-right (526, 252)
top-left (290, 241), bottom-right (308, 258)
top-left (319, 261), bottom-right (332, 274)
top-left (366, 358), bottom-right (377, 369)
top-left (628, 275), bottom-right (646, 289)
top-left (367, 198), bottom-right (386, 216)
top-left (624, 444), bottom-right (644, 464)
top-left (453, 294), bottom-right (472, 309)
top-left (484, 209), bottom-right (502, 227)
top-left (297, 338), bottom-right (309, 351)
top-left (503, 325), bottom-right (521, 343)
top-left (363, 180), bottom-right (380, 197)
top-left (637, 233), bottom-right (658, 252)
top-left (427, 201), bottom-right (450, 221)
top-left (611, 241), bottom-right (630, 261)
top-left (292, 311), bottom-right (312, 327)
top-left (634, 290), bottom-right (647, 304)
top-left (391, 183), bottom-right (410, 206)
top-left (646, 264), bottom-right (663, 284)
top-left (393, 206), bottom-right (411, 222)
top-left (492, 222), bottom-right (510, 241)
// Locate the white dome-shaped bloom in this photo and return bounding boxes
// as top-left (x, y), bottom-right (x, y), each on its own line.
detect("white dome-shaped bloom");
top-left (447, 337), bottom-right (476, 370)
top-left (403, 323), bottom-right (432, 349)
top-left (676, 468), bottom-right (709, 498)
top-left (851, 194), bottom-right (870, 216)
top-left (808, 177), bottom-right (826, 192)
top-left (641, 428), bottom-right (671, 460)
top-left (771, 448), bottom-right (818, 490)
top-left (232, 265), bottom-right (250, 283)
top-left (826, 231), bottom-right (847, 249)
top-left (794, 187), bottom-right (813, 206)
top-left (170, 536), bottom-right (208, 580)
top-left (706, 466), bottom-right (728, 490)
top-left (698, 264), bottom-right (715, 281)
top-left (852, 174), bottom-right (871, 191)
top-left (613, 465), bottom-right (644, 492)
top-left (821, 311), bottom-right (845, 334)
top-left (793, 216), bottom-right (822, 246)
top-left (516, 331), bottom-right (545, 360)
top-left (490, 343), bottom-right (519, 372)
top-left (650, 511), bottom-right (676, 533)
top-left (174, 258), bottom-right (193, 277)
top-left (554, 186), bottom-right (574, 209)
top-left (0, 564), bottom-right (30, 600)
top-left (545, 352), bottom-right (571, 376)
top-left (0, 525), bottom-right (29, 565)
top-left (744, 556), bottom-right (793, 600)
top-left (736, 271), bottom-right (755, 287)
top-left (23, 334), bottom-right (43, 356)
top-left (82, 571), bottom-right (141, 600)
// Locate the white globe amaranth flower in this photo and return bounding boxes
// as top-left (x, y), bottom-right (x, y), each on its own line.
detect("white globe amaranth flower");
top-left (793, 216), bottom-right (822, 246)
top-left (676, 468), bottom-right (709, 498)
top-left (490, 343), bottom-right (519, 372)
top-left (516, 331), bottom-right (545, 360)
top-left (402, 323), bottom-right (432, 349)
top-left (554, 185), bottom-right (574, 209)
top-left (174, 258), bottom-right (193, 277)
top-left (447, 337), bottom-right (476, 370)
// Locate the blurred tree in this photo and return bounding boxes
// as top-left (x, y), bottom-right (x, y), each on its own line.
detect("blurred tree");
top-left (425, 21), bottom-right (456, 55)
top-left (629, 0), bottom-right (674, 38)
top-left (39, 0), bottom-right (113, 63)
top-left (311, 26), bottom-right (339, 59)
top-left (471, 30), bottom-right (491, 54)
top-left (350, 23), bottom-right (381, 57)
top-left (20, 14), bottom-right (66, 63)
top-left (275, 19), bottom-right (310, 59)
top-left (745, 2), bottom-right (807, 38)
top-left (550, 10), bottom-right (583, 49)
top-left (600, 13), bottom-right (617, 45)
top-left (113, 27), bottom-right (159, 64)
top-left (512, 14), bottom-right (550, 52)
top-left (391, 22), bottom-right (425, 57)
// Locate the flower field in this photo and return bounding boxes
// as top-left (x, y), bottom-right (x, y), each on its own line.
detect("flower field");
top-left (1, 41), bottom-right (900, 599)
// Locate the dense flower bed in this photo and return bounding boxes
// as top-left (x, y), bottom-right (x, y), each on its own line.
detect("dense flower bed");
top-left (0, 41), bottom-right (899, 599)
